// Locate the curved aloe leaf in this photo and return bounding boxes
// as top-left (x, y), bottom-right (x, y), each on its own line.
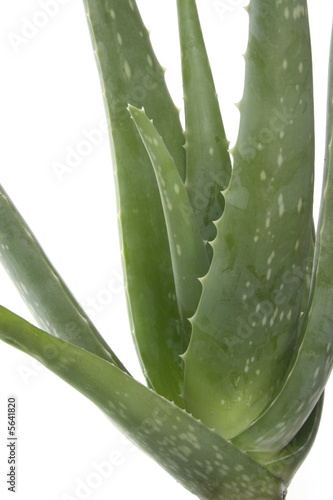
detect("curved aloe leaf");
top-left (247, 394), bottom-right (324, 485)
top-left (83, 0), bottom-right (186, 404)
top-left (176, 0), bottom-right (232, 248)
top-left (232, 22), bottom-right (333, 454)
top-left (129, 105), bottom-right (209, 346)
top-left (0, 305), bottom-right (285, 500)
top-left (0, 186), bottom-right (127, 372)
top-left (183, 0), bottom-right (315, 439)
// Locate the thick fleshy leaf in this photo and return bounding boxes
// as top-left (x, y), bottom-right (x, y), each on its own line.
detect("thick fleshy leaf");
top-left (232, 22), bottom-right (333, 454)
top-left (0, 305), bottom-right (285, 500)
top-left (83, 0), bottom-right (186, 404)
top-left (0, 186), bottom-right (127, 372)
top-left (247, 394), bottom-right (324, 485)
top-left (129, 105), bottom-right (209, 346)
top-left (183, 0), bottom-right (315, 439)
top-left (176, 0), bottom-right (231, 247)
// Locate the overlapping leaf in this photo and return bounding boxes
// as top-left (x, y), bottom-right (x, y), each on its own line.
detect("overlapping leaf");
top-left (233, 21), bottom-right (333, 453)
top-left (0, 186), bottom-right (127, 371)
top-left (81, 0), bottom-right (188, 404)
top-left (129, 105), bottom-right (209, 346)
top-left (183, 0), bottom-right (315, 439)
top-left (177, 0), bottom-right (231, 250)
top-left (0, 306), bottom-right (285, 500)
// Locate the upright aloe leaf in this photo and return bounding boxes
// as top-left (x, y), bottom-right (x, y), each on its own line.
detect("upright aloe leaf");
top-left (0, 306), bottom-right (285, 500)
top-left (232, 22), bottom-right (333, 453)
top-left (177, 0), bottom-right (232, 250)
top-left (183, 0), bottom-right (315, 439)
top-left (129, 105), bottom-right (209, 345)
top-left (83, 0), bottom-right (186, 404)
top-left (0, 186), bottom-right (127, 372)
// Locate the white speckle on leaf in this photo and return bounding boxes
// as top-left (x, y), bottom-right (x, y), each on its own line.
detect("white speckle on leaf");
top-left (260, 170), bottom-right (267, 180)
top-left (270, 307), bottom-right (278, 326)
top-left (176, 244), bottom-right (181, 256)
top-left (277, 151), bottom-right (283, 168)
top-left (295, 239), bottom-right (299, 250)
top-left (266, 269), bottom-right (272, 281)
top-left (287, 309), bottom-right (292, 320)
top-left (279, 130), bottom-right (285, 139)
top-left (147, 54), bottom-right (153, 67)
top-left (128, 0), bottom-right (135, 11)
top-left (297, 402), bottom-right (305, 413)
top-left (124, 60), bottom-right (131, 79)
top-left (299, 62), bottom-right (303, 73)
top-left (209, 147), bottom-right (214, 156)
top-left (282, 59), bottom-right (288, 70)
top-left (276, 422), bottom-right (285, 429)
top-left (293, 5), bottom-right (305, 19)
top-left (110, 9), bottom-right (116, 19)
top-left (117, 33), bottom-right (122, 45)
top-left (254, 235), bottom-right (259, 242)
top-left (166, 198), bottom-right (172, 211)
top-left (278, 193), bottom-right (284, 216)
top-left (284, 7), bottom-right (290, 19)
top-left (174, 184), bottom-right (180, 194)
top-left (297, 198), bottom-right (303, 213)
top-left (235, 464), bottom-right (244, 472)
top-left (267, 251), bottom-right (275, 265)
top-left (265, 217), bottom-right (270, 228)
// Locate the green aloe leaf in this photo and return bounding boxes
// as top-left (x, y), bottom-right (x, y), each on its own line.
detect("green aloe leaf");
top-left (0, 305), bottom-right (285, 500)
top-left (83, 0), bottom-right (186, 404)
top-left (129, 105), bottom-right (209, 346)
top-left (183, 0), bottom-right (315, 439)
top-left (232, 21), bottom-right (333, 454)
top-left (0, 185), bottom-right (127, 372)
top-left (176, 0), bottom-right (232, 249)
top-left (247, 394), bottom-right (324, 485)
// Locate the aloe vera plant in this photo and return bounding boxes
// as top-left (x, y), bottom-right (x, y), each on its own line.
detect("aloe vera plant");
top-left (1, 0), bottom-right (333, 498)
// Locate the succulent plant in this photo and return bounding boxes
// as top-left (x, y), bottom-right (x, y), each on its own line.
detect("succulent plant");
top-left (1, 0), bottom-right (333, 498)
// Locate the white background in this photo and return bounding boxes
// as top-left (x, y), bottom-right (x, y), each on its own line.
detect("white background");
top-left (0, 0), bottom-right (333, 499)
